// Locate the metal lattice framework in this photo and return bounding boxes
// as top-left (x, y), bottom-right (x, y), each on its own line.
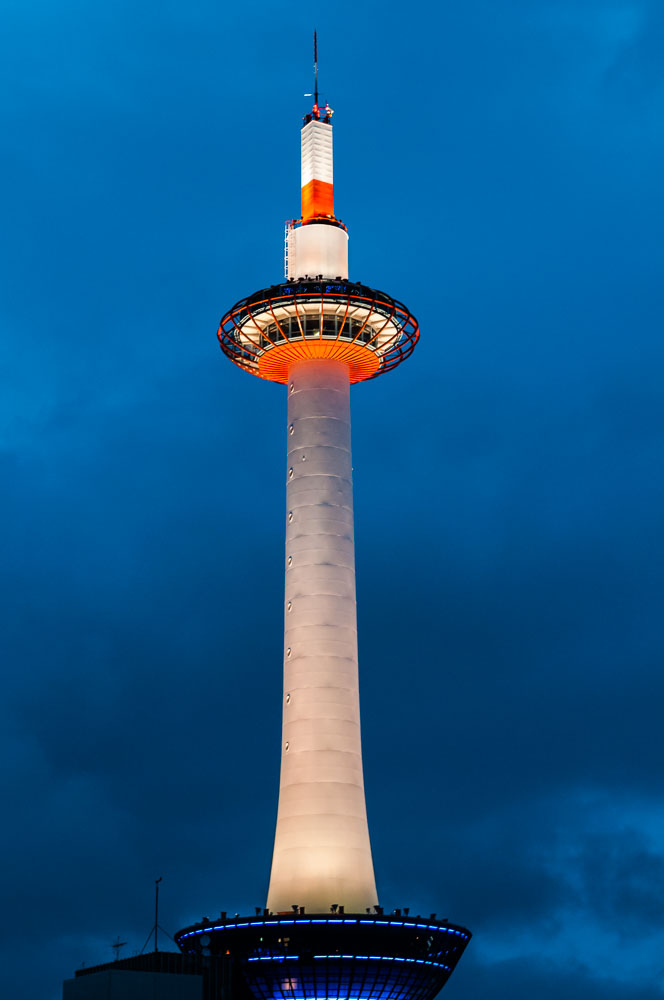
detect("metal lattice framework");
top-left (176, 914), bottom-right (471, 1000)
top-left (217, 280), bottom-right (419, 384)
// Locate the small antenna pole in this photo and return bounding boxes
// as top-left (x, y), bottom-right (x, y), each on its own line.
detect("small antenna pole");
top-left (111, 936), bottom-right (127, 962)
top-left (314, 30), bottom-right (318, 107)
top-left (140, 877), bottom-right (174, 955)
top-left (155, 877), bottom-right (162, 953)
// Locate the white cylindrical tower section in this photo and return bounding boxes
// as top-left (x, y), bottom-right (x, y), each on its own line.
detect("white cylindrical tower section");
top-left (289, 223), bottom-right (348, 280)
top-left (301, 119), bottom-right (333, 191)
top-left (267, 358), bottom-right (378, 914)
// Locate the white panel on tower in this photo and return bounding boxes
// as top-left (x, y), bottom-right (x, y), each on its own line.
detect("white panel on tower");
top-left (291, 224), bottom-right (348, 279)
top-left (301, 120), bottom-right (334, 187)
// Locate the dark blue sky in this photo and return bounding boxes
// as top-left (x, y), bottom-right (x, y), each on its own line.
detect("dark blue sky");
top-left (2, 1), bottom-right (663, 998)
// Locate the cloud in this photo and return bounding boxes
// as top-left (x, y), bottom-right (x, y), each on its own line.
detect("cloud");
top-left (577, 828), bottom-right (664, 932)
top-left (453, 952), bottom-right (664, 1000)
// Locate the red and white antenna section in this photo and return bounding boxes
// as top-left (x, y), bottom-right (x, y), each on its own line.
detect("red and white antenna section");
top-left (285, 106), bottom-right (348, 281)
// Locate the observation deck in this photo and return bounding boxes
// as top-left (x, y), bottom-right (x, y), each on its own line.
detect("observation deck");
top-left (218, 280), bottom-right (418, 384)
top-left (175, 912), bottom-right (471, 1000)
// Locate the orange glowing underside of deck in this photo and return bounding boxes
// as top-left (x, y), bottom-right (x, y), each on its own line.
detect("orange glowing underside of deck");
top-left (256, 340), bottom-right (380, 384)
top-left (301, 180), bottom-right (334, 220)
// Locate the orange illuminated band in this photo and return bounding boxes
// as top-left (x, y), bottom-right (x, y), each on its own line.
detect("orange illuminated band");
top-left (302, 180), bottom-right (334, 220)
top-left (259, 340), bottom-right (379, 384)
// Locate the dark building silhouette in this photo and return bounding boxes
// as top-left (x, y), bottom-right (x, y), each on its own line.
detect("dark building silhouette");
top-left (63, 950), bottom-right (239, 1000)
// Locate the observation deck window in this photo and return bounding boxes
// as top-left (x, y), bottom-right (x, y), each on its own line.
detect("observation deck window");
top-left (257, 314), bottom-right (379, 351)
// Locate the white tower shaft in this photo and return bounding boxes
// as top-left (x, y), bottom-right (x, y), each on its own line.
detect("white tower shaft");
top-left (267, 358), bottom-right (378, 914)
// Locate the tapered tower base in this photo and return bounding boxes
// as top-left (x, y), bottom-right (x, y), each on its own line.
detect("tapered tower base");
top-left (268, 359), bottom-right (377, 915)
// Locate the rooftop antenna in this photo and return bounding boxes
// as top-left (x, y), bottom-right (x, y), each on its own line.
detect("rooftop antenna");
top-left (155, 876), bottom-right (162, 952)
top-left (140, 877), bottom-right (175, 954)
top-left (111, 936), bottom-right (127, 962)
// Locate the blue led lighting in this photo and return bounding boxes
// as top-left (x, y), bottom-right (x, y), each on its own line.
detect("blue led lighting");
top-left (275, 996), bottom-right (392, 1000)
top-left (179, 914), bottom-right (468, 947)
top-left (355, 919), bottom-right (455, 931)
top-left (289, 954), bottom-right (450, 971)
top-left (248, 956), bottom-right (298, 962)
top-left (261, 995), bottom-right (416, 1000)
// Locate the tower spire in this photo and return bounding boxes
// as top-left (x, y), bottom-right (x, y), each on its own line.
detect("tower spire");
top-left (313, 29), bottom-right (318, 109)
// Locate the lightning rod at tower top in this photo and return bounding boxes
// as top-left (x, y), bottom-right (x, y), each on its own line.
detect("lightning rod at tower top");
top-left (314, 30), bottom-right (318, 107)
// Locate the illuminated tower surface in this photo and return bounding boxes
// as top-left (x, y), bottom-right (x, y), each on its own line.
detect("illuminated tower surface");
top-left (176, 45), bottom-right (470, 1000)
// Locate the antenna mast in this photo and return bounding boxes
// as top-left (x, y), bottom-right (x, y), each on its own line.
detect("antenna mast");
top-left (314, 30), bottom-right (318, 107)
top-left (155, 877), bottom-right (162, 952)
top-left (140, 876), bottom-right (174, 954)
top-left (111, 936), bottom-right (127, 962)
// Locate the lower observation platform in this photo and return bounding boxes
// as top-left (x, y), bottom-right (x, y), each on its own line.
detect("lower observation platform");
top-left (218, 280), bottom-right (419, 384)
top-left (175, 913), bottom-right (470, 1000)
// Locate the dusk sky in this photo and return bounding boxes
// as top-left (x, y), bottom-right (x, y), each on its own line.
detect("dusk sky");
top-left (2, 1), bottom-right (664, 997)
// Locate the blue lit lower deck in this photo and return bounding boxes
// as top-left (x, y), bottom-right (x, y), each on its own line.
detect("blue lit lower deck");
top-left (175, 913), bottom-right (471, 1000)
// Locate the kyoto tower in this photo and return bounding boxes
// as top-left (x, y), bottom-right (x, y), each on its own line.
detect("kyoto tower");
top-left (176, 39), bottom-right (470, 1000)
